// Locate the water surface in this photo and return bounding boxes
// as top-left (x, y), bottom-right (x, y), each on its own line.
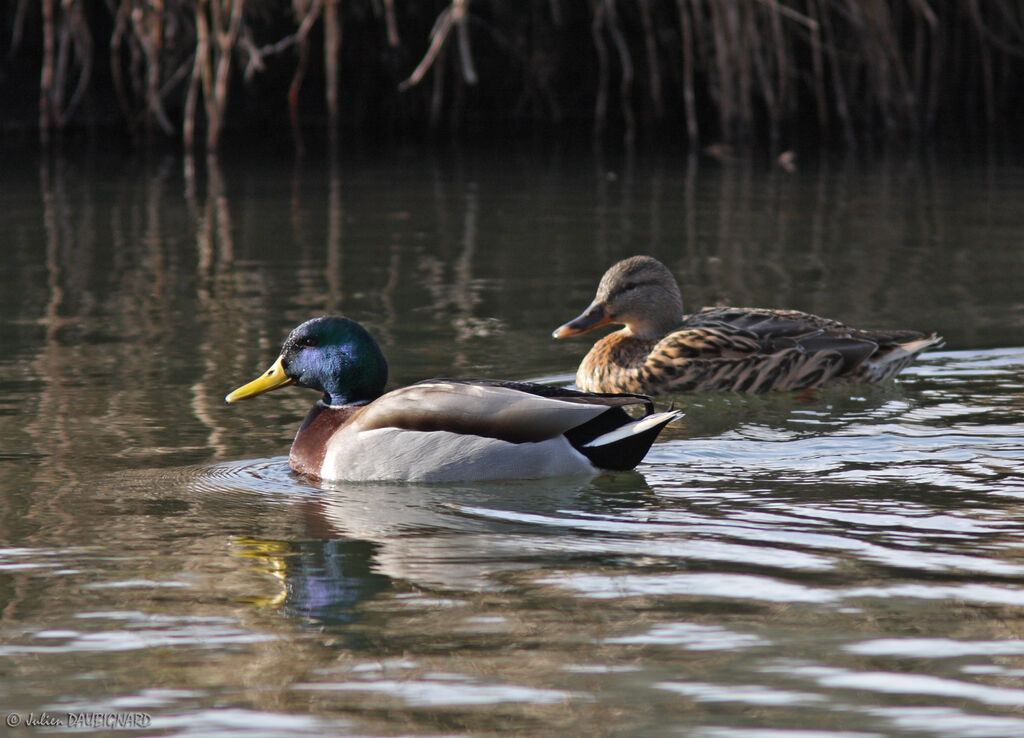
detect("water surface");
top-left (2, 142), bottom-right (1024, 736)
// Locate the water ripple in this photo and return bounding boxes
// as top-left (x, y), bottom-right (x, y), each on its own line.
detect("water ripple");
top-left (293, 677), bottom-right (579, 706)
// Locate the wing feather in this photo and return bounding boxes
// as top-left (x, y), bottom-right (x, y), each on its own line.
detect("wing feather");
top-left (353, 381), bottom-right (638, 444)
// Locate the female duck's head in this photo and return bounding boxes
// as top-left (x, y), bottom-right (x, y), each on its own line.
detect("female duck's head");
top-left (553, 255), bottom-right (684, 340)
top-left (226, 316), bottom-right (388, 406)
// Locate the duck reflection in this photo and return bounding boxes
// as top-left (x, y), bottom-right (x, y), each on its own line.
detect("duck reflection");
top-left (231, 536), bottom-right (389, 626)
top-left (229, 472), bottom-right (654, 624)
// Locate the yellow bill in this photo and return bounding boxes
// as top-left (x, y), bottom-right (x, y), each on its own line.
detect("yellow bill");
top-left (225, 355), bottom-right (294, 403)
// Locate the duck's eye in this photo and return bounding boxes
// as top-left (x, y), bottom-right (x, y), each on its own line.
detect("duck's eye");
top-left (298, 337), bottom-right (319, 348)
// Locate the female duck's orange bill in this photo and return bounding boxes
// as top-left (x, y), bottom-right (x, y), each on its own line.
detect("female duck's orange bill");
top-left (553, 302), bottom-right (613, 339)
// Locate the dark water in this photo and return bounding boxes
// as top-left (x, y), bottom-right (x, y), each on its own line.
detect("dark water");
top-left (3, 142), bottom-right (1024, 736)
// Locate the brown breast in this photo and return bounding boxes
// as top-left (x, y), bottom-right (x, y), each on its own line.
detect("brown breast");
top-left (577, 330), bottom-right (658, 393)
top-left (289, 403), bottom-right (360, 477)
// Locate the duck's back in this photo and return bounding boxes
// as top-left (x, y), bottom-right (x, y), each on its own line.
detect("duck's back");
top-left (684, 306), bottom-right (927, 347)
top-left (685, 307), bottom-right (941, 383)
top-left (575, 306), bottom-right (941, 395)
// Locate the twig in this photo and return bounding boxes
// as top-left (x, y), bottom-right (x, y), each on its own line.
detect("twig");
top-left (129, 1), bottom-right (174, 134)
top-left (456, 1), bottom-right (478, 85)
top-left (603, 0), bottom-right (634, 135)
top-left (237, 29), bottom-right (267, 81)
top-left (369, 0), bottom-right (400, 47)
top-left (965, 0), bottom-right (1024, 59)
top-left (383, 0), bottom-right (400, 47)
top-left (430, 44), bottom-right (446, 125)
top-left (708, 0), bottom-right (736, 137)
top-left (677, 0), bottom-right (698, 142)
top-left (591, 0), bottom-right (609, 128)
top-left (40, 0), bottom-right (56, 142)
top-left (806, 0), bottom-right (827, 132)
top-left (910, 0), bottom-right (938, 28)
top-left (400, 0), bottom-right (476, 91)
top-left (820, 0), bottom-right (855, 145)
top-left (109, 1), bottom-right (134, 126)
top-left (286, 0), bottom-right (326, 149)
top-left (55, 0), bottom-right (93, 129)
top-left (753, 0), bottom-right (819, 31)
top-left (639, 0), bottom-right (663, 118)
top-left (9, 0), bottom-right (29, 60)
top-left (206, 0), bottom-right (245, 150)
top-left (324, 0), bottom-right (342, 127)
top-left (183, 0), bottom-right (208, 151)
top-left (400, 6), bottom-right (454, 91)
top-left (549, 0), bottom-right (562, 26)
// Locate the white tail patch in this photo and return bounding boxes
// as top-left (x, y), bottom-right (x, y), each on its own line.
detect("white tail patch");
top-left (584, 410), bottom-right (684, 448)
top-left (876, 335), bottom-right (943, 365)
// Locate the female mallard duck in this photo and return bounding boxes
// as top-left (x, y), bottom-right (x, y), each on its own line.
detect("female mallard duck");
top-left (553, 255), bottom-right (942, 395)
top-left (226, 316), bottom-right (681, 482)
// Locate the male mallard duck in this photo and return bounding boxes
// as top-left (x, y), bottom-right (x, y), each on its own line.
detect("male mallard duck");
top-left (226, 316), bottom-right (681, 482)
top-left (553, 255), bottom-right (942, 395)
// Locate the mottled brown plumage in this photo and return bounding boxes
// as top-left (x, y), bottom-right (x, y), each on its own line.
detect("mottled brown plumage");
top-left (553, 256), bottom-right (943, 395)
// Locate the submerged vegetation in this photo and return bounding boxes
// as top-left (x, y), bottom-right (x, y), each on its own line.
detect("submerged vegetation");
top-left (4, 0), bottom-right (1024, 150)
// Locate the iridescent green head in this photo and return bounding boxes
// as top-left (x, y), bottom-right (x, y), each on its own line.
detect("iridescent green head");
top-left (226, 316), bottom-right (388, 406)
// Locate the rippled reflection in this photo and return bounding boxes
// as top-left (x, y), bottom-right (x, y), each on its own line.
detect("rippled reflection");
top-left (3, 146), bottom-right (1024, 736)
